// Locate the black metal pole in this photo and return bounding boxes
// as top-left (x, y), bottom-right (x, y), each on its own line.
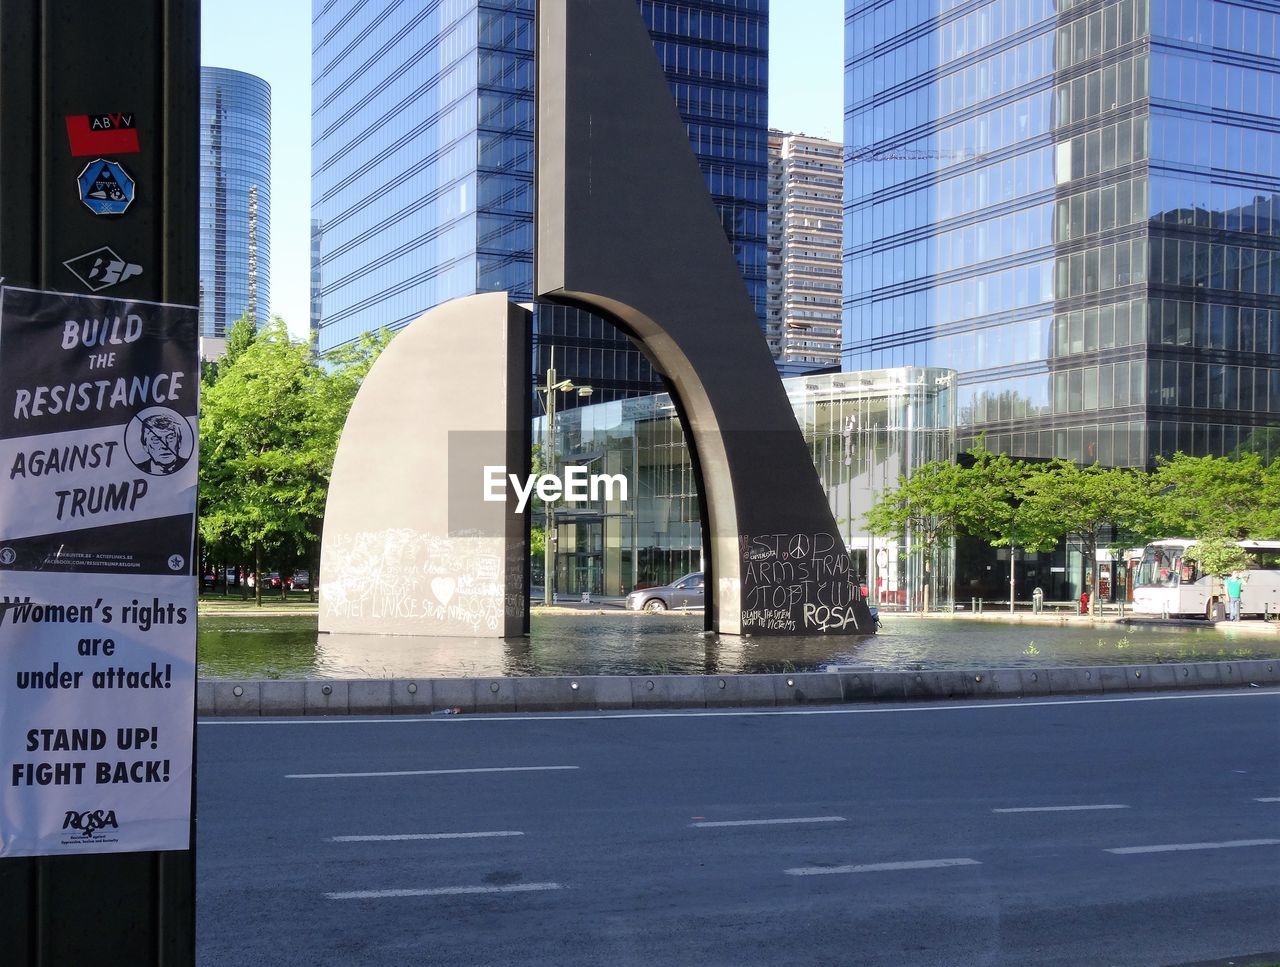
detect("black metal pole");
top-left (0, 2), bottom-right (199, 964)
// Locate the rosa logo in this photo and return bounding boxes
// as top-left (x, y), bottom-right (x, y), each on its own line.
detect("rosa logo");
top-left (63, 808), bottom-right (119, 838)
top-left (0, 547), bottom-right (15, 566)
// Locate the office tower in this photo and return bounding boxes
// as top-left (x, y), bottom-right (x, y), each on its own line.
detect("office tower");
top-left (844, 0), bottom-right (1280, 466)
top-left (767, 131), bottom-right (786, 360)
top-left (199, 67), bottom-right (271, 339)
top-left (312, 0), bottom-right (769, 404)
top-left (768, 130), bottom-right (844, 372)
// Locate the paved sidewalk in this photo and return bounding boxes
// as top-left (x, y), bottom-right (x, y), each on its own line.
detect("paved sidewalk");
top-left (890, 608), bottom-right (1280, 635)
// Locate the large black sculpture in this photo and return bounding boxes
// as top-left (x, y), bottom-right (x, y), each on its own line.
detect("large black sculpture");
top-left (536, 0), bottom-right (873, 636)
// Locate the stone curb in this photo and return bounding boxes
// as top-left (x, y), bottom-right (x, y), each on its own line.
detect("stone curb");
top-left (197, 659), bottom-right (1280, 716)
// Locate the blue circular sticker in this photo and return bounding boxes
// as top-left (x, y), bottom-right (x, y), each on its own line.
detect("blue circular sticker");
top-left (76, 158), bottom-right (135, 216)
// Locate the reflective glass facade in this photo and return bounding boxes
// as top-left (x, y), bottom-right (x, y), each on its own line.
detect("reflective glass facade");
top-left (313, 0), bottom-right (769, 391)
top-left (843, 0), bottom-right (1280, 467)
top-left (543, 368), bottom-right (956, 607)
top-left (200, 67), bottom-right (271, 338)
top-left (312, 0), bottom-right (530, 351)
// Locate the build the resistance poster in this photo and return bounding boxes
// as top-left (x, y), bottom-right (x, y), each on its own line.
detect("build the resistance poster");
top-left (0, 285), bottom-right (197, 856)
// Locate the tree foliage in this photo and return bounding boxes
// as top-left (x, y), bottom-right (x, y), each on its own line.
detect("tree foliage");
top-left (1147, 452), bottom-right (1274, 540)
top-left (200, 312), bottom-right (257, 387)
top-left (962, 445), bottom-right (1063, 609)
top-left (1183, 535), bottom-right (1256, 579)
top-left (865, 441), bottom-right (1280, 612)
top-left (863, 460), bottom-right (971, 612)
top-left (962, 446), bottom-right (1062, 554)
top-left (198, 318), bottom-right (391, 604)
top-left (1018, 461), bottom-right (1153, 613)
top-left (1262, 459), bottom-right (1280, 540)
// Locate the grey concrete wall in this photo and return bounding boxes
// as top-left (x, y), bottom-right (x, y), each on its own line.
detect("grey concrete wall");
top-left (318, 294), bottom-right (530, 637)
top-left (197, 661), bottom-right (1280, 716)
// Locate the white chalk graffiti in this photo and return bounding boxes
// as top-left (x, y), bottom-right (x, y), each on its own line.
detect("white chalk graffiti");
top-left (321, 529), bottom-right (505, 634)
top-left (738, 531), bottom-right (867, 634)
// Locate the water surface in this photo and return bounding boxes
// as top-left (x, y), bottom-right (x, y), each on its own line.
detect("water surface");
top-left (197, 612), bottom-right (1280, 680)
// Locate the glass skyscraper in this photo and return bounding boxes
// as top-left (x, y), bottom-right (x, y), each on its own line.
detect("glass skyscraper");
top-left (199, 67), bottom-right (271, 339)
top-left (312, 0), bottom-right (768, 404)
top-left (843, 0), bottom-right (1280, 467)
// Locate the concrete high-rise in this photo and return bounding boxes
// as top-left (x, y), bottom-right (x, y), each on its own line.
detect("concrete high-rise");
top-left (768, 131), bottom-right (843, 372)
top-left (311, 0), bottom-right (768, 404)
top-left (199, 67), bottom-right (271, 340)
top-left (844, 0), bottom-right (1280, 466)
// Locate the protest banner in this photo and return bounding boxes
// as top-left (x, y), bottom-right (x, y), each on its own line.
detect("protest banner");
top-left (0, 285), bottom-right (197, 857)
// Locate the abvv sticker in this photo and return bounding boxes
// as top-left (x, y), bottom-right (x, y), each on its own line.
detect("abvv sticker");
top-left (65, 113), bottom-right (140, 157)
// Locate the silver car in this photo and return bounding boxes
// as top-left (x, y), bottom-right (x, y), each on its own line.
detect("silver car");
top-left (626, 572), bottom-right (705, 612)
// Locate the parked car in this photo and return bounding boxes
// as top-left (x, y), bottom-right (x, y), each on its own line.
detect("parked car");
top-left (261, 572), bottom-right (283, 591)
top-left (289, 570), bottom-right (310, 591)
top-left (625, 572), bottom-right (705, 612)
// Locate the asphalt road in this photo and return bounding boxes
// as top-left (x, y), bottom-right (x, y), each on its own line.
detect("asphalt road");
top-left (196, 690), bottom-right (1280, 967)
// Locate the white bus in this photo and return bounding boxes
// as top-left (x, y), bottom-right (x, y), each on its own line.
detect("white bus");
top-left (1132, 539), bottom-right (1280, 619)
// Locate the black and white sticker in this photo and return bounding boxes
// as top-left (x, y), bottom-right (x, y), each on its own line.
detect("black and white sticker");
top-left (63, 247), bottom-right (143, 293)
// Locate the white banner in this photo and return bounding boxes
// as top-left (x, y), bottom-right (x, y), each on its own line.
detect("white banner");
top-left (0, 286), bottom-right (197, 856)
top-left (0, 573), bottom-right (194, 855)
top-left (0, 420), bottom-right (197, 542)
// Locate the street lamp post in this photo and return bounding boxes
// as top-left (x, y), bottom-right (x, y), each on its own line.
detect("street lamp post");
top-left (538, 355), bottom-right (591, 606)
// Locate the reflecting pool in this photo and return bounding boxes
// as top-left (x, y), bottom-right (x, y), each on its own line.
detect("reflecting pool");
top-left (197, 612), bottom-right (1280, 680)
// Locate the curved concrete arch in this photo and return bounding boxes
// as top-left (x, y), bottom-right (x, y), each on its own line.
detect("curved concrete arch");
top-left (319, 294), bottom-right (531, 638)
top-left (536, 1), bottom-right (872, 636)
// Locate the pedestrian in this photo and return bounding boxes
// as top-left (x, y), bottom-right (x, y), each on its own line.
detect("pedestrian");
top-left (1225, 571), bottom-right (1245, 621)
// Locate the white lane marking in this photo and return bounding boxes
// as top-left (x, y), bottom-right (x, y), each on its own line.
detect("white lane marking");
top-left (994, 804), bottom-right (1129, 813)
top-left (201, 689), bottom-right (1280, 726)
top-left (1255, 797), bottom-right (1280, 803)
top-left (286, 765), bottom-right (578, 779)
top-left (692, 816), bottom-right (846, 828)
top-left (786, 858), bottom-right (981, 876)
top-left (1106, 839), bottom-right (1280, 855)
top-left (329, 831), bottom-right (524, 842)
top-left (327, 882), bottom-right (562, 900)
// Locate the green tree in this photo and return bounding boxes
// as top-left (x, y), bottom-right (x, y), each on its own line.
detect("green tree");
top-left (1260, 459), bottom-right (1280, 539)
top-left (200, 319), bottom-right (316, 604)
top-left (200, 312), bottom-right (258, 388)
top-left (962, 447), bottom-right (1062, 611)
top-left (300, 329), bottom-right (394, 600)
top-left (198, 319), bottom-right (392, 605)
top-left (1020, 461), bottom-right (1152, 615)
top-left (1147, 452), bottom-right (1271, 539)
top-left (1183, 534), bottom-right (1256, 580)
top-left (198, 313), bottom-right (261, 591)
top-left (864, 460), bottom-right (970, 613)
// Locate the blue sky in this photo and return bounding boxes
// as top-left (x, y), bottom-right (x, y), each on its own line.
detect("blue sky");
top-left (201, 1), bottom-right (844, 338)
